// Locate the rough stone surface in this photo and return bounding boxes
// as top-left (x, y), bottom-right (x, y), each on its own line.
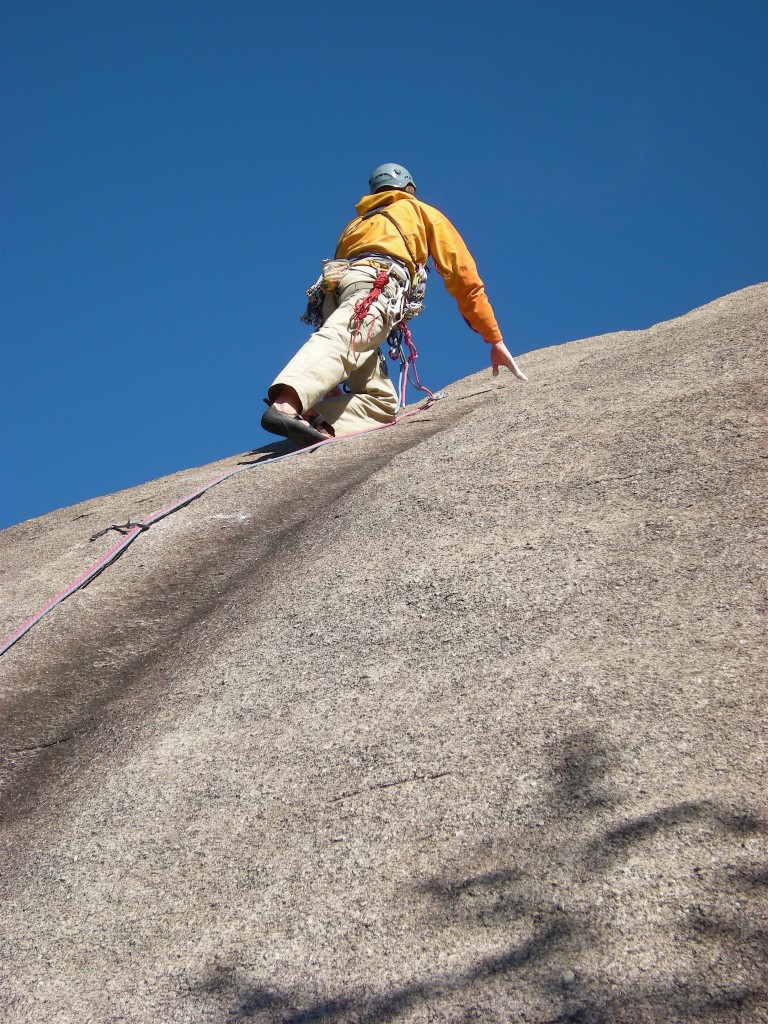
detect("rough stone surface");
top-left (0, 284), bottom-right (766, 1023)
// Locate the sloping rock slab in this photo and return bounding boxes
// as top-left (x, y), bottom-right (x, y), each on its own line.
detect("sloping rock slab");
top-left (0, 284), bottom-right (766, 1023)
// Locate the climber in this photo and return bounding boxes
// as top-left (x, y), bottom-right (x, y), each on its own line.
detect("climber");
top-left (261, 163), bottom-right (528, 447)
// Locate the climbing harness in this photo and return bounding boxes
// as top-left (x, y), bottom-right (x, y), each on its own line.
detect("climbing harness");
top-left (305, 200), bottom-right (429, 326)
top-left (302, 195), bottom-right (435, 398)
top-left (301, 253), bottom-right (425, 330)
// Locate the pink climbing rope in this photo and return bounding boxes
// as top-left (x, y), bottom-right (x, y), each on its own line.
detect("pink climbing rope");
top-left (0, 394), bottom-right (439, 658)
top-left (0, 255), bottom-right (446, 659)
top-left (389, 323), bottom-right (435, 409)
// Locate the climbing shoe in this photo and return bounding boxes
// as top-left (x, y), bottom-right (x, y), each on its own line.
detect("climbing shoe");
top-left (261, 406), bottom-right (330, 447)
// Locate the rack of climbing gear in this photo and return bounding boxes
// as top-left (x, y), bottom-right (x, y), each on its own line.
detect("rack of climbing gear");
top-left (349, 268), bottom-right (390, 358)
top-left (300, 248), bottom-right (436, 410)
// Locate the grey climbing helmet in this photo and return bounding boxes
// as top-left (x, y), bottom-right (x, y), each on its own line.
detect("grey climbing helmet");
top-left (369, 163), bottom-right (416, 193)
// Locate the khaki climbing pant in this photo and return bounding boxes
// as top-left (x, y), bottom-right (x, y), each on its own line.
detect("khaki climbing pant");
top-left (268, 263), bottom-right (400, 436)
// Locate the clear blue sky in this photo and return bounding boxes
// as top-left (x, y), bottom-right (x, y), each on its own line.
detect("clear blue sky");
top-left (1, 0), bottom-right (766, 529)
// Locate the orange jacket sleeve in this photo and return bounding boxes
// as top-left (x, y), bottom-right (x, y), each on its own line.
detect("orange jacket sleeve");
top-left (419, 202), bottom-right (503, 344)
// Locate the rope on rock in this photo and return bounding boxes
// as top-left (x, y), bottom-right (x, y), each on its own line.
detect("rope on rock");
top-left (0, 394), bottom-right (443, 658)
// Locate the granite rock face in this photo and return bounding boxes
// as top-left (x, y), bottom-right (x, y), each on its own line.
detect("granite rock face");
top-left (0, 284), bottom-right (766, 1023)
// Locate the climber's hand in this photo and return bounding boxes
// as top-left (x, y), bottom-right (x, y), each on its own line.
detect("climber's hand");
top-left (490, 341), bottom-right (528, 381)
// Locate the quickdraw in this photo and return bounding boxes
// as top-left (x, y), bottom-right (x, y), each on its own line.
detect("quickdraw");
top-left (387, 322), bottom-right (435, 408)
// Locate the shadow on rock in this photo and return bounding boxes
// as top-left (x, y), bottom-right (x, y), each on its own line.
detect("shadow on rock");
top-left (549, 728), bottom-right (617, 816)
top-left (582, 799), bottom-right (766, 870)
top-left (185, 727), bottom-right (766, 1023)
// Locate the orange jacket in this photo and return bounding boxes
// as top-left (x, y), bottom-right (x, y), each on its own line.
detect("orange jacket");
top-left (335, 191), bottom-right (503, 344)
